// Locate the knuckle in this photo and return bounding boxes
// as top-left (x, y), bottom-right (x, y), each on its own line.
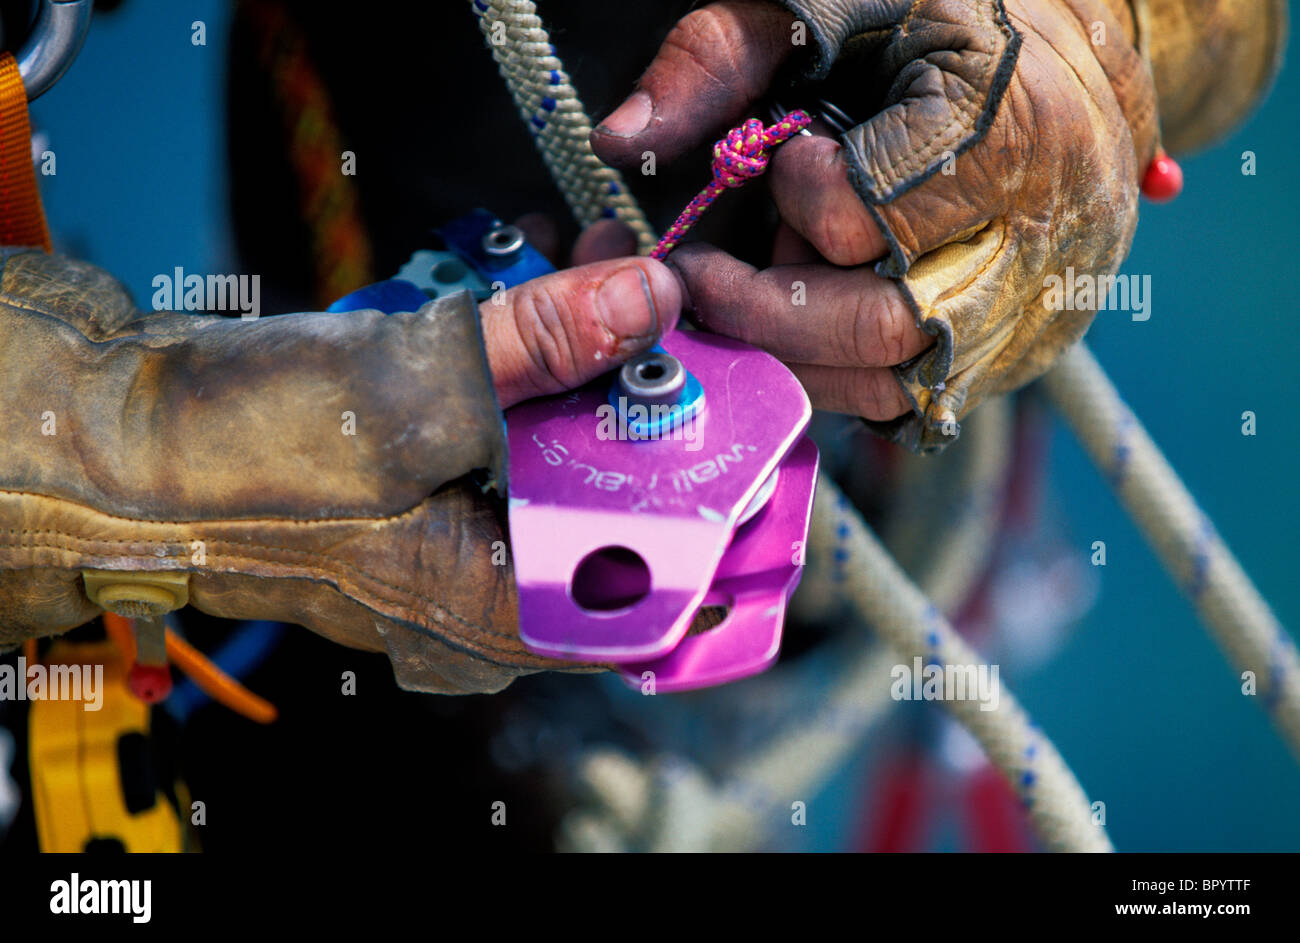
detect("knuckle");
top-left (875, 292), bottom-right (915, 365)
top-left (663, 9), bottom-right (748, 95)
top-left (811, 207), bottom-right (873, 267)
top-left (846, 288), bottom-right (912, 366)
top-left (848, 369), bottom-right (905, 422)
top-left (686, 266), bottom-right (737, 330)
top-left (512, 283), bottom-right (582, 392)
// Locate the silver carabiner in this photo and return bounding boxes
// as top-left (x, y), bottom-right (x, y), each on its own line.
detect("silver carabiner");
top-left (12, 0), bottom-right (93, 101)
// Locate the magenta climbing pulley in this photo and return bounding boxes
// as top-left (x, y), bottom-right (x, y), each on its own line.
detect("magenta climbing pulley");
top-left (506, 330), bottom-right (818, 691)
top-left (506, 110), bottom-right (819, 691)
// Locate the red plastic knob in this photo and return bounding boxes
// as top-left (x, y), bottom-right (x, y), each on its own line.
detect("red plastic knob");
top-left (128, 663), bottom-right (173, 703)
top-left (1141, 149), bottom-right (1183, 203)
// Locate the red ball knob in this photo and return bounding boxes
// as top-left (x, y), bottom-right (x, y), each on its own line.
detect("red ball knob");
top-left (128, 663), bottom-right (173, 703)
top-left (1141, 149), bottom-right (1183, 203)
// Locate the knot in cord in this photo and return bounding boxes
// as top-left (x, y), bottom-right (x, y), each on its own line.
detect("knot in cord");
top-left (712, 117), bottom-right (794, 188)
top-left (650, 110), bottom-right (811, 260)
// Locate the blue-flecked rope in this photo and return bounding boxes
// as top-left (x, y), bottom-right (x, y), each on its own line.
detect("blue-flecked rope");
top-left (1044, 343), bottom-right (1300, 760)
top-left (810, 476), bottom-right (1113, 852)
top-left (471, 0), bottom-right (657, 250)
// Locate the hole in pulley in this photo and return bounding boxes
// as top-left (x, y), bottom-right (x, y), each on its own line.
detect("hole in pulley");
top-left (570, 546), bottom-right (651, 612)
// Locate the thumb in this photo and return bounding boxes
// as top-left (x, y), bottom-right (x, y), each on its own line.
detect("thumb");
top-left (482, 257), bottom-right (682, 409)
top-left (591, 1), bottom-right (796, 169)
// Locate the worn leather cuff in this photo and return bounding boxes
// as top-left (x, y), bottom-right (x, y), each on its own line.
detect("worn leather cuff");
top-left (0, 249), bottom-right (544, 695)
top-left (772, 0), bottom-right (1160, 453)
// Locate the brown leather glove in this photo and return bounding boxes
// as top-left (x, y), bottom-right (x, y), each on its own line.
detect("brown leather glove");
top-left (763, 0), bottom-right (1157, 450)
top-left (0, 244), bottom-right (680, 694)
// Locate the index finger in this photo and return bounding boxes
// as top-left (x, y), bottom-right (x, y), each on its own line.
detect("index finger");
top-left (666, 242), bottom-right (930, 368)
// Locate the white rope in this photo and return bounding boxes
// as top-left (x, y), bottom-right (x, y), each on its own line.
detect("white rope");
top-left (805, 473), bottom-right (1113, 851)
top-left (471, 0), bottom-right (657, 252)
top-left (1043, 343), bottom-right (1300, 759)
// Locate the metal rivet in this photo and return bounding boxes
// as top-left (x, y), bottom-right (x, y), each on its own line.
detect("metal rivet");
top-left (617, 351), bottom-right (686, 408)
top-left (482, 224), bottom-right (526, 257)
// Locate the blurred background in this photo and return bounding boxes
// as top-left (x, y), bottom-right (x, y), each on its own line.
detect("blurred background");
top-left (1, 0), bottom-right (1296, 852)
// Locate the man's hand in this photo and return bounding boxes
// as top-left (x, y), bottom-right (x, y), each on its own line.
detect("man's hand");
top-left (481, 219), bottom-right (681, 409)
top-left (592, 0), bottom-right (1158, 449)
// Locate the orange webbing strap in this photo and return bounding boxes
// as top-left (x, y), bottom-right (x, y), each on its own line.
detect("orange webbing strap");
top-left (0, 51), bottom-right (51, 252)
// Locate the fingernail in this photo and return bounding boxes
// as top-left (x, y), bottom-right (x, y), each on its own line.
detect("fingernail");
top-left (598, 90), bottom-right (652, 137)
top-left (597, 266), bottom-right (658, 339)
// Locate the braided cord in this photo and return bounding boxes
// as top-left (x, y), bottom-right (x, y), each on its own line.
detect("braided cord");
top-left (243, 0), bottom-right (374, 308)
top-left (471, 1), bottom-right (809, 259)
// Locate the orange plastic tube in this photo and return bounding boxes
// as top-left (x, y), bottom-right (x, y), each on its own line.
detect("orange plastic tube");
top-left (164, 628), bottom-right (278, 725)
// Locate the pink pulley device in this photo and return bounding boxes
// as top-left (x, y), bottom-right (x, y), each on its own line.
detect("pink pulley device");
top-left (508, 110), bottom-right (822, 690)
top-left (507, 332), bottom-right (818, 691)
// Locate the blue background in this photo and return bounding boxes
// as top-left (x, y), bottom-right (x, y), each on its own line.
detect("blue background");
top-left (27, 0), bottom-right (1300, 851)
